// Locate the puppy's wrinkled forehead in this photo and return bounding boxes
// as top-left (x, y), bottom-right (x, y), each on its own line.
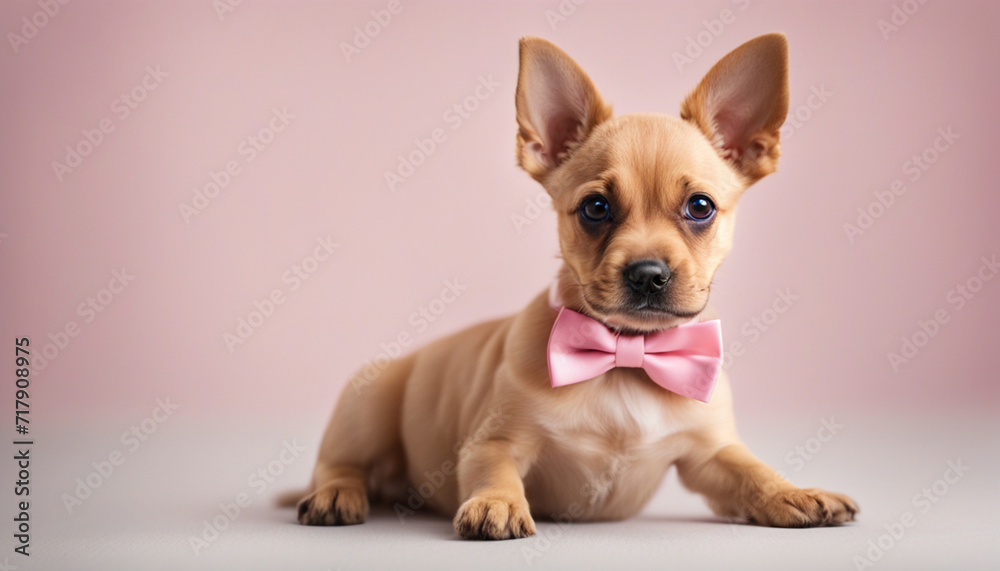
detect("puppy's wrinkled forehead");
top-left (557, 114), bottom-right (744, 210)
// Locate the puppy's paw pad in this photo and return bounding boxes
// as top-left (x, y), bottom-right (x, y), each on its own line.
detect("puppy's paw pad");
top-left (752, 487), bottom-right (858, 528)
top-left (454, 495), bottom-right (536, 540)
top-left (297, 485), bottom-right (368, 526)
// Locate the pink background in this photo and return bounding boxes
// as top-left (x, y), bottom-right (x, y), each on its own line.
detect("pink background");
top-left (2, 0), bottom-right (998, 427)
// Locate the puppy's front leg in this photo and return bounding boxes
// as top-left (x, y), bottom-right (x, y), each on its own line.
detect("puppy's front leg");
top-left (678, 442), bottom-right (858, 527)
top-left (453, 439), bottom-right (537, 540)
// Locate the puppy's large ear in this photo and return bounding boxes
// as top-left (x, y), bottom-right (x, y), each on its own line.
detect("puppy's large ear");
top-left (515, 37), bottom-right (612, 182)
top-left (681, 33), bottom-right (789, 182)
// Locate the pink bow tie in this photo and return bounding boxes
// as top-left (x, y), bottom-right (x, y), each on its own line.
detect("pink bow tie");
top-left (546, 307), bottom-right (723, 402)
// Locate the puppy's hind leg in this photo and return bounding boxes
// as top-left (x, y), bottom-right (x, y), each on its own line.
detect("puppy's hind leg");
top-left (297, 354), bottom-right (413, 526)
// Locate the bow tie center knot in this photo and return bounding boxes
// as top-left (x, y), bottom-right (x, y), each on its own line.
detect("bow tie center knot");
top-left (614, 334), bottom-right (645, 368)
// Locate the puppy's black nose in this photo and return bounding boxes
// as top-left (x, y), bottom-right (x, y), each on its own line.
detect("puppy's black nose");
top-left (624, 260), bottom-right (670, 294)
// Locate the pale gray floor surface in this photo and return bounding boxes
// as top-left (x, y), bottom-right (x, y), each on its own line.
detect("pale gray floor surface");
top-left (6, 411), bottom-right (999, 571)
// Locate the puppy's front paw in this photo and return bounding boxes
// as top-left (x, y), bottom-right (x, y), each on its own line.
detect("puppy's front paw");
top-left (453, 494), bottom-right (536, 540)
top-left (297, 484), bottom-right (368, 526)
top-left (750, 487), bottom-right (858, 528)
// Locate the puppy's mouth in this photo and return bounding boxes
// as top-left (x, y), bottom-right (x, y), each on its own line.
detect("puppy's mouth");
top-left (624, 293), bottom-right (700, 315)
top-left (579, 293), bottom-right (707, 334)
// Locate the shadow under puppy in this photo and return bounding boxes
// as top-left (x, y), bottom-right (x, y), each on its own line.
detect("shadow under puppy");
top-left (290, 33), bottom-right (858, 539)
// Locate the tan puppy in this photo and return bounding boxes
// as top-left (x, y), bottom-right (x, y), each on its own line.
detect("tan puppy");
top-left (293, 33), bottom-right (858, 539)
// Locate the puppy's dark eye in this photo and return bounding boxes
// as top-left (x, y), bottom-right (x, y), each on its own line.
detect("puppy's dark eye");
top-left (685, 194), bottom-right (716, 221)
top-left (579, 196), bottom-right (611, 223)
